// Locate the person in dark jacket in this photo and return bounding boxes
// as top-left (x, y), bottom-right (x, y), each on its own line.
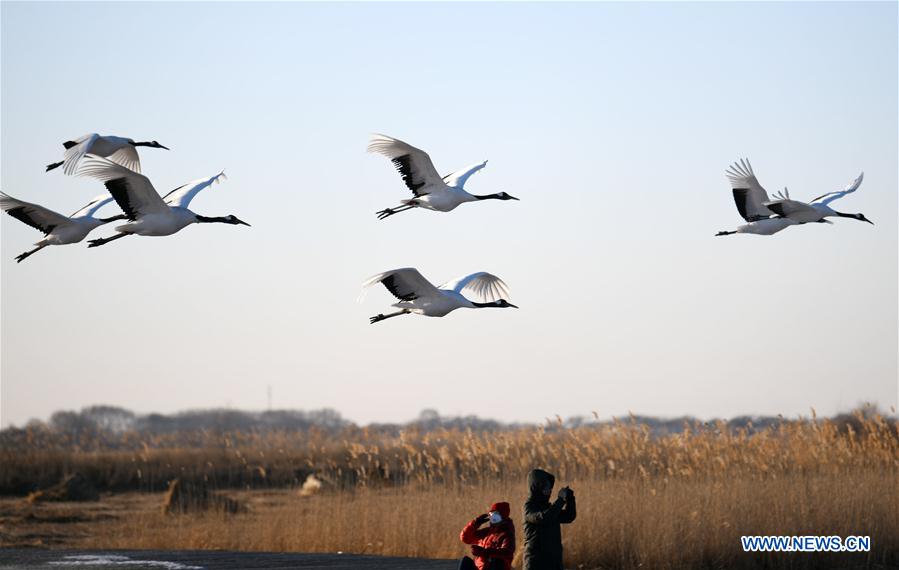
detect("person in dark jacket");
top-left (459, 501), bottom-right (516, 570)
top-left (522, 469), bottom-right (576, 570)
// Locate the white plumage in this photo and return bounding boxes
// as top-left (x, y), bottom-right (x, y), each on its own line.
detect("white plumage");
top-left (46, 133), bottom-right (169, 175)
top-left (367, 134), bottom-right (518, 219)
top-left (0, 191), bottom-right (122, 262)
top-left (361, 268), bottom-right (517, 323)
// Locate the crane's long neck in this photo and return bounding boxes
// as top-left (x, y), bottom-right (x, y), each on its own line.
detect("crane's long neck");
top-left (471, 301), bottom-right (502, 308)
top-left (195, 214), bottom-right (230, 224)
top-left (834, 211), bottom-right (873, 224)
top-left (99, 214), bottom-right (128, 224)
top-left (131, 141), bottom-right (155, 147)
top-left (472, 193), bottom-right (504, 201)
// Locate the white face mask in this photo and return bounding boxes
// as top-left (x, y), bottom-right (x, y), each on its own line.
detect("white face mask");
top-left (489, 511), bottom-right (503, 525)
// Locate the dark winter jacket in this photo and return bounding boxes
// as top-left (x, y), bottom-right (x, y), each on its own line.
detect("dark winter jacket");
top-left (460, 516), bottom-right (515, 570)
top-left (522, 469), bottom-right (576, 570)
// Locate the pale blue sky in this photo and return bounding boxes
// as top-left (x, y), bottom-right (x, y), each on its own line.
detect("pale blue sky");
top-left (1, 2), bottom-right (896, 428)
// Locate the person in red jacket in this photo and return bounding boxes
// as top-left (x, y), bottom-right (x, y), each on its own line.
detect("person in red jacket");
top-left (458, 501), bottom-right (516, 570)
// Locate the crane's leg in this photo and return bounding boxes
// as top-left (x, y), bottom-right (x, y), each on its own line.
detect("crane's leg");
top-left (370, 309), bottom-right (411, 324)
top-left (46, 161), bottom-right (64, 172)
top-left (15, 244), bottom-right (48, 263)
top-left (715, 230), bottom-right (736, 236)
top-left (376, 204), bottom-right (415, 220)
top-left (88, 232), bottom-right (131, 248)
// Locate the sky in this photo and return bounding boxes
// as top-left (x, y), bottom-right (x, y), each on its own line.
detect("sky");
top-left (1, 1), bottom-right (896, 428)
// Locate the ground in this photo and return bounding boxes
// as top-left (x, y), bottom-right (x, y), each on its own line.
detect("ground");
top-left (0, 549), bottom-right (454, 570)
top-left (0, 492), bottom-right (178, 549)
top-left (0, 491), bottom-right (455, 568)
top-left (0, 490), bottom-right (457, 570)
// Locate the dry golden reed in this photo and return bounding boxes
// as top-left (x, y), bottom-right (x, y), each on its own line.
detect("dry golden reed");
top-left (4, 410), bottom-right (898, 569)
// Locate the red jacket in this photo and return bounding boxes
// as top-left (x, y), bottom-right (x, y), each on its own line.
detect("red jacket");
top-left (460, 517), bottom-right (516, 570)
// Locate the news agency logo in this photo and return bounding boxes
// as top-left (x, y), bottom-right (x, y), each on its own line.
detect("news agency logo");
top-left (741, 536), bottom-right (871, 553)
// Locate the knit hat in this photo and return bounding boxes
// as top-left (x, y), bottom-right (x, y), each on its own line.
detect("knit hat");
top-left (489, 501), bottom-right (511, 519)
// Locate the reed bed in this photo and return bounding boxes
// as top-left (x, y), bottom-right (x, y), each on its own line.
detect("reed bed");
top-left (3, 410), bottom-right (898, 569)
top-left (77, 473), bottom-right (897, 570)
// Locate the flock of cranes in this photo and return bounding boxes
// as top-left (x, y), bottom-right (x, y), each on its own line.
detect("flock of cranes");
top-left (2, 134), bottom-right (248, 262)
top-left (2, 134), bottom-right (874, 323)
top-left (362, 134), bottom-right (519, 322)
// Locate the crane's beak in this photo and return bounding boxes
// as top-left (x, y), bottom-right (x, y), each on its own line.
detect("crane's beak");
top-left (238, 220), bottom-right (251, 227)
top-left (509, 303), bottom-right (519, 309)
